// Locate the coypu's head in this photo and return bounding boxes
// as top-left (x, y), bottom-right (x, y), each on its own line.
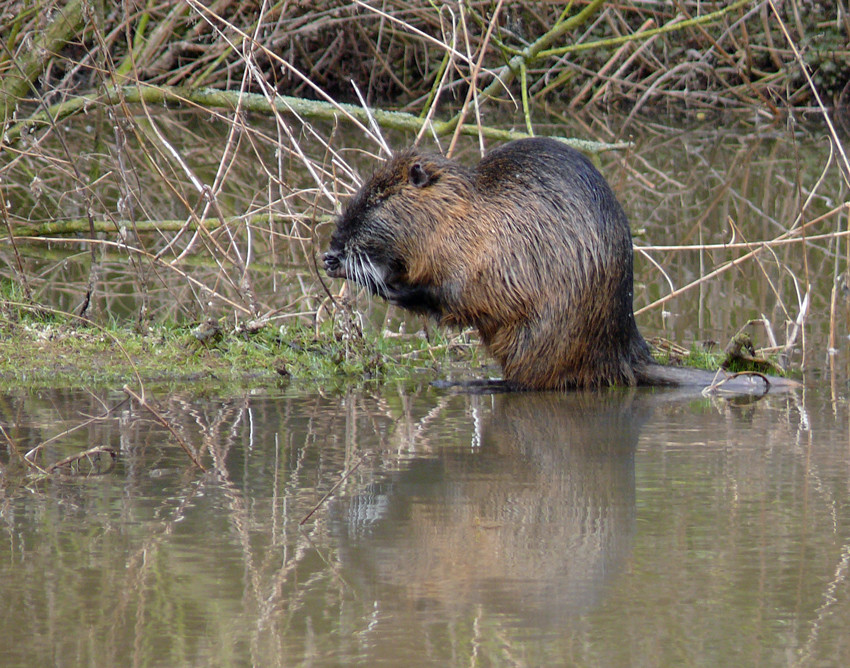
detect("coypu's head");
top-left (323, 148), bottom-right (472, 307)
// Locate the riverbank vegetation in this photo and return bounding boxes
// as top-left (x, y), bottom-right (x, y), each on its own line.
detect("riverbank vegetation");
top-left (0, 278), bottom-right (483, 389)
top-left (1, 0), bottom-right (848, 395)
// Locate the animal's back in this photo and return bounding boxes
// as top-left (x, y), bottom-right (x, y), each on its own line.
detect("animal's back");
top-left (465, 138), bottom-right (652, 389)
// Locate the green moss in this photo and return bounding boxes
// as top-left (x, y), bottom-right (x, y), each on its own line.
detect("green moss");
top-left (0, 301), bottom-right (475, 391)
top-left (650, 340), bottom-right (791, 378)
top-left (2, 294), bottom-right (793, 392)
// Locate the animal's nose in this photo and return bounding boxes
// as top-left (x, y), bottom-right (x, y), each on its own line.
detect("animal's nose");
top-left (323, 251), bottom-right (341, 274)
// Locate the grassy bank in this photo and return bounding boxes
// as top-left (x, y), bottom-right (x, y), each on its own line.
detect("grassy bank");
top-left (0, 293), bottom-right (790, 393)
top-left (0, 296), bottom-right (482, 391)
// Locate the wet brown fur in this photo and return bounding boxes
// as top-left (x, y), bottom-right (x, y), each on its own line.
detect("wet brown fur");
top-left (324, 138), bottom-right (796, 392)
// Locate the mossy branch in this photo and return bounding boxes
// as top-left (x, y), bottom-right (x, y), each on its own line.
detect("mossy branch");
top-left (0, 0), bottom-right (86, 123)
top-left (473, 0), bottom-right (607, 103)
top-left (4, 84), bottom-right (630, 154)
top-left (538, 0), bottom-right (754, 58)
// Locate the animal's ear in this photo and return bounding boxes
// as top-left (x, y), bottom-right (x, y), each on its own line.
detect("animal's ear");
top-left (408, 162), bottom-right (431, 188)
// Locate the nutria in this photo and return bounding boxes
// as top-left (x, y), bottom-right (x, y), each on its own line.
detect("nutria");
top-left (323, 137), bottom-right (795, 392)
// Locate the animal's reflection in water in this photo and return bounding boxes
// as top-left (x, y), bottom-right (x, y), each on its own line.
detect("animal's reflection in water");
top-left (332, 390), bottom-right (655, 626)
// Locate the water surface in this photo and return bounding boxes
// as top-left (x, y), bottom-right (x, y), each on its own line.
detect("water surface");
top-left (1, 381), bottom-right (846, 666)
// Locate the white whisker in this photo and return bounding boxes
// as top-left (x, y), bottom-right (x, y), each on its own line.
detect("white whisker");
top-left (362, 254), bottom-right (389, 295)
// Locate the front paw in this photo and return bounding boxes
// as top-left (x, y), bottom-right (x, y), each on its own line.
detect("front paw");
top-left (384, 283), bottom-right (441, 316)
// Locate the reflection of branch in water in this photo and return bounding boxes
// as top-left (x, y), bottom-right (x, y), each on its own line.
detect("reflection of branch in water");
top-left (0, 423), bottom-right (47, 474)
top-left (791, 421), bottom-right (850, 666)
top-left (112, 475), bottom-right (205, 663)
top-left (300, 455), bottom-right (367, 525)
top-left (123, 385), bottom-right (206, 471)
top-left (798, 542), bottom-right (850, 665)
top-left (383, 394), bottom-right (456, 457)
top-left (24, 396), bottom-right (129, 463)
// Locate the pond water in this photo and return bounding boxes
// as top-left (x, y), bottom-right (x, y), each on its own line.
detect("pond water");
top-left (3, 110), bottom-right (850, 665)
top-left (0, 381), bottom-right (847, 666)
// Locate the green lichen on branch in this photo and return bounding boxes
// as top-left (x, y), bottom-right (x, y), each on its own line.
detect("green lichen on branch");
top-left (0, 0), bottom-right (85, 123)
top-left (4, 84), bottom-right (630, 153)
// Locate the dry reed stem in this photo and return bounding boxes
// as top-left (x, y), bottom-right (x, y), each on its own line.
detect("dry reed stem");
top-left (636, 201), bottom-right (850, 317)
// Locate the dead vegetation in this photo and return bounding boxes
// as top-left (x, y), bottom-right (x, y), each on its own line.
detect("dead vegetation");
top-left (2, 1), bottom-right (849, 118)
